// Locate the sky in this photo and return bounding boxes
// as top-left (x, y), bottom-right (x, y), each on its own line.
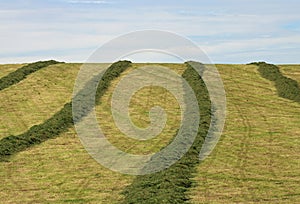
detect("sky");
top-left (0, 0), bottom-right (300, 64)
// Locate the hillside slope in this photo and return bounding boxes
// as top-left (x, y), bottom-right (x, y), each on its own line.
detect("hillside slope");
top-left (0, 62), bottom-right (299, 203)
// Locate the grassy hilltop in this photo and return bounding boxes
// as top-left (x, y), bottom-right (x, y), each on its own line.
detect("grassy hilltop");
top-left (0, 62), bottom-right (299, 203)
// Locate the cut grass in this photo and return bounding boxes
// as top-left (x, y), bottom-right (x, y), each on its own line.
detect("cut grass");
top-left (0, 62), bottom-right (299, 203)
top-left (95, 63), bottom-right (185, 154)
top-left (0, 61), bottom-right (131, 161)
top-left (0, 64), bottom-right (27, 79)
top-left (255, 62), bottom-right (300, 103)
top-left (189, 64), bottom-right (300, 203)
top-left (0, 60), bottom-right (61, 91)
top-left (0, 61), bottom-right (133, 203)
top-left (121, 62), bottom-right (211, 204)
top-left (0, 63), bottom-right (189, 203)
top-left (0, 63), bottom-right (81, 138)
top-left (0, 127), bottom-right (133, 203)
top-left (279, 64), bottom-right (300, 83)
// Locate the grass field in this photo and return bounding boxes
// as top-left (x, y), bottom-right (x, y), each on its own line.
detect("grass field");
top-left (0, 62), bottom-right (299, 203)
top-left (190, 64), bottom-right (300, 203)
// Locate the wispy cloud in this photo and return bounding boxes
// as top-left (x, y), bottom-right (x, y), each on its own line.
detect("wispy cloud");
top-left (67, 0), bottom-right (112, 4)
top-left (0, 0), bottom-right (299, 63)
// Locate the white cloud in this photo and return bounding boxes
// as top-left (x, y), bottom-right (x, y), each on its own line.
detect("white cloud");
top-left (67, 0), bottom-right (112, 4)
top-left (68, 0), bottom-right (109, 4)
top-left (0, 1), bottom-right (299, 63)
top-left (201, 35), bottom-right (300, 55)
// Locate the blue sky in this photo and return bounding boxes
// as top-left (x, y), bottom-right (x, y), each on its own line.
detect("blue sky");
top-left (0, 0), bottom-right (299, 63)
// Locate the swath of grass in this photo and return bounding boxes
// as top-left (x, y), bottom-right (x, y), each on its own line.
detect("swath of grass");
top-left (96, 63), bottom-right (185, 155)
top-left (253, 62), bottom-right (300, 103)
top-left (189, 64), bottom-right (300, 203)
top-left (0, 64), bottom-right (27, 79)
top-left (2, 62), bottom-right (299, 203)
top-left (279, 64), bottom-right (300, 83)
top-left (0, 61), bottom-right (131, 161)
top-left (0, 61), bottom-right (133, 203)
top-left (121, 62), bottom-right (211, 204)
top-left (0, 63), bottom-right (81, 138)
top-left (0, 127), bottom-right (133, 203)
top-left (0, 60), bottom-right (61, 91)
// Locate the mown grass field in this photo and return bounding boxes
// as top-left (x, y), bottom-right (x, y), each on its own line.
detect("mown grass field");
top-left (0, 62), bottom-right (133, 203)
top-left (0, 62), bottom-right (299, 203)
top-left (190, 64), bottom-right (300, 203)
top-left (96, 63), bottom-right (186, 155)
